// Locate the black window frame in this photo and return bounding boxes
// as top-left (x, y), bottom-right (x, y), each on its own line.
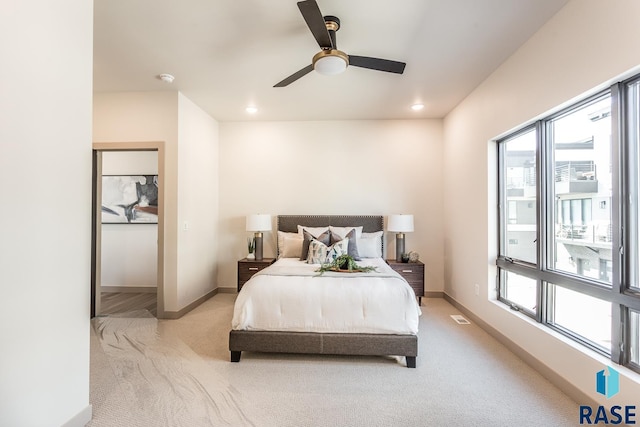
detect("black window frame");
top-left (497, 78), bottom-right (640, 373)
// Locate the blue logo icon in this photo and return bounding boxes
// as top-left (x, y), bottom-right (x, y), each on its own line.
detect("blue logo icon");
top-left (596, 367), bottom-right (620, 399)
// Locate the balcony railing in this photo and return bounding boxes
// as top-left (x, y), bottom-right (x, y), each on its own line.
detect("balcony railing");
top-left (555, 161), bottom-right (598, 194)
top-left (508, 161), bottom-right (598, 196)
top-left (555, 223), bottom-right (612, 243)
top-left (555, 161), bottom-right (596, 183)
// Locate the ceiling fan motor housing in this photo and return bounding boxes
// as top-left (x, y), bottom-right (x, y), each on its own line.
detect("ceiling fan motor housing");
top-left (323, 15), bottom-right (340, 47)
top-left (311, 15), bottom-right (347, 75)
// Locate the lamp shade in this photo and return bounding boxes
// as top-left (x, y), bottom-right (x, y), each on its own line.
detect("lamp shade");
top-left (387, 214), bottom-right (414, 233)
top-left (246, 214), bottom-right (272, 232)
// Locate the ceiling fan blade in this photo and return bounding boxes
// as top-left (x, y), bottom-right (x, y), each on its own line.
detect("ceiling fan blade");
top-left (297, 0), bottom-right (333, 49)
top-left (274, 64), bottom-right (314, 87)
top-left (349, 55), bottom-right (406, 74)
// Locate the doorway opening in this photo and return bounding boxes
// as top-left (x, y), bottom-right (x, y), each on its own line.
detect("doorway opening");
top-left (91, 142), bottom-right (165, 318)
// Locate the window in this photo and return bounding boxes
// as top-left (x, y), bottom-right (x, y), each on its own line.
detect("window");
top-left (629, 80), bottom-right (640, 292)
top-left (501, 271), bottom-right (537, 314)
top-left (500, 128), bottom-right (537, 265)
top-left (550, 96), bottom-right (612, 283)
top-left (548, 284), bottom-right (611, 353)
top-left (631, 310), bottom-right (639, 366)
top-left (497, 77), bottom-right (640, 373)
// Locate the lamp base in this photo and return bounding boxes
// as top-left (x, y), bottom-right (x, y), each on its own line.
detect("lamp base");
top-left (254, 232), bottom-right (263, 261)
top-left (395, 233), bottom-right (405, 263)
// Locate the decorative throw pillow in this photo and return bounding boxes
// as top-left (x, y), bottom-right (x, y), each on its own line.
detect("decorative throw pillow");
top-left (326, 238), bottom-right (349, 264)
top-left (300, 230), bottom-right (331, 261)
top-left (277, 231), bottom-right (299, 258)
top-left (357, 231), bottom-right (383, 258)
top-left (306, 238), bottom-right (349, 264)
top-left (306, 239), bottom-right (328, 264)
top-left (297, 225), bottom-right (329, 237)
top-left (330, 228), bottom-right (361, 260)
top-left (329, 225), bottom-right (364, 239)
top-left (280, 235), bottom-right (303, 258)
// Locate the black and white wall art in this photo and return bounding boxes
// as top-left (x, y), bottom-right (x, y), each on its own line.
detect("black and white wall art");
top-left (101, 175), bottom-right (158, 224)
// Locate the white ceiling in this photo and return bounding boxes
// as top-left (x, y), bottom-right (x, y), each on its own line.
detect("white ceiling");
top-left (93, 0), bottom-right (568, 122)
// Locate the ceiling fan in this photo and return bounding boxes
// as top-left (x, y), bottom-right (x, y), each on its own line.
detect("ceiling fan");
top-left (274, 0), bottom-right (406, 87)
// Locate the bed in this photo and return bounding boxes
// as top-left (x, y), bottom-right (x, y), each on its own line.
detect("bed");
top-left (228, 215), bottom-right (421, 368)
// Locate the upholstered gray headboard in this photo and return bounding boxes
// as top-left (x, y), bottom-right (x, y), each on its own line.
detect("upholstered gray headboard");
top-left (276, 215), bottom-right (384, 257)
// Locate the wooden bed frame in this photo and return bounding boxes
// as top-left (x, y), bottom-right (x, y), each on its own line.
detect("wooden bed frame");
top-left (228, 215), bottom-right (418, 368)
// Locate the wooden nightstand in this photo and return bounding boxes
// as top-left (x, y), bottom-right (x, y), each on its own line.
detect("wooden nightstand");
top-left (237, 258), bottom-right (275, 292)
top-left (386, 260), bottom-right (425, 304)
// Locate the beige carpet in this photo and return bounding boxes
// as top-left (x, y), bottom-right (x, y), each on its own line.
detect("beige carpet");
top-left (89, 295), bottom-right (579, 427)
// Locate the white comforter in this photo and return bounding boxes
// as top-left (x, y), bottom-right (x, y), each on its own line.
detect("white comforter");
top-left (231, 258), bottom-right (421, 334)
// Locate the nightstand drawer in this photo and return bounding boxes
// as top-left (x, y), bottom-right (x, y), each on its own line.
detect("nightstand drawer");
top-left (393, 266), bottom-right (423, 285)
top-left (237, 258), bottom-right (275, 291)
top-left (238, 266), bottom-right (265, 281)
top-left (386, 260), bottom-right (425, 302)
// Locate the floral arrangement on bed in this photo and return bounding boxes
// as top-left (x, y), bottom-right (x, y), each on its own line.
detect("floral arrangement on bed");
top-left (316, 254), bottom-right (378, 275)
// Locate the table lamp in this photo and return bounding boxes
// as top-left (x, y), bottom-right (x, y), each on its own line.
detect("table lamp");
top-left (246, 214), bottom-right (271, 261)
top-left (388, 214), bottom-right (414, 262)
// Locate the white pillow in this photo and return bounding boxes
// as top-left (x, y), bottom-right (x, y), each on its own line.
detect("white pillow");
top-left (280, 235), bottom-right (303, 258)
top-left (329, 225), bottom-right (363, 239)
top-left (277, 231), bottom-right (298, 258)
top-left (357, 231), bottom-right (383, 258)
top-left (297, 225), bottom-right (330, 237)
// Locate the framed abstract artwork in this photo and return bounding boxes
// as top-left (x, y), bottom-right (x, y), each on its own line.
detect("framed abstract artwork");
top-left (101, 175), bottom-right (158, 224)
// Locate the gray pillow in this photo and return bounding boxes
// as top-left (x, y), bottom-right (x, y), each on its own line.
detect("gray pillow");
top-left (300, 230), bottom-right (331, 261)
top-left (330, 228), bottom-right (361, 260)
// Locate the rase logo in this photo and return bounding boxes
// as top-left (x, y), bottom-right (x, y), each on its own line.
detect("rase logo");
top-left (596, 367), bottom-right (620, 399)
top-left (579, 366), bottom-right (636, 425)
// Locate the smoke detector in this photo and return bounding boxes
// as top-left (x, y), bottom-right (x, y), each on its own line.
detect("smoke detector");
top-left (158, 73), bottom-right (175, 83)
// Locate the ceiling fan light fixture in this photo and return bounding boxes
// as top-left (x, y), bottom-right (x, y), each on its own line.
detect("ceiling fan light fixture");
top-left (313, 49), bottom-right (348, 76)
top-left (273, 2), bottom-right (406, 87)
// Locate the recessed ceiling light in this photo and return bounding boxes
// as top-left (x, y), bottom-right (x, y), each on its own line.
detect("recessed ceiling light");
top-left (411, 103), bottom-right (424, 111)
top-left (246, 106), bottom-right (258, 114)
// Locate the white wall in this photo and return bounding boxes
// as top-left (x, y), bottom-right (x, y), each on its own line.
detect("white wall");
top-left (443, 0), bottom-right (640, 405)
top-left (177, 93), bottom-right (220, 307)
top-left (218, 119), bottom-right (444, 292)
top-left (101, 151), bottom-right (158, 289)
top-left (0, 1), bottom-right (93, 426)
top-left (94, 91), bottom-right (180, 310)
top-left (93, 91), bottom-right (219, 312)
